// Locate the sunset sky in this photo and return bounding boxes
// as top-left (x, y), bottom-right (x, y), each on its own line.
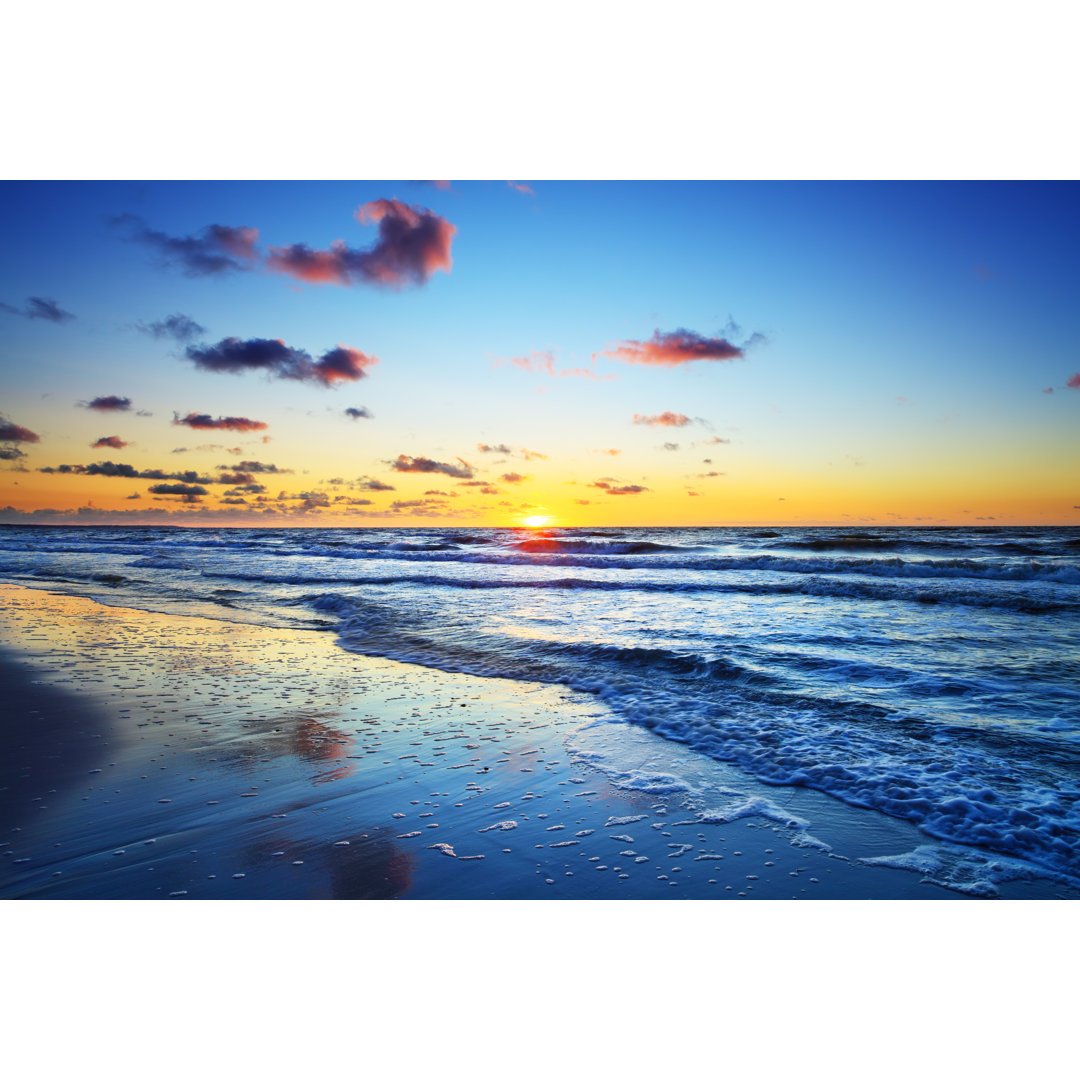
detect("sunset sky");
top-left (1, 179), bottom-right (1077, 527)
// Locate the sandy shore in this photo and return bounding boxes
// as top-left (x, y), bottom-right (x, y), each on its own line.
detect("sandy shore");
top-left (1, 583), bottom-right (1075, 900)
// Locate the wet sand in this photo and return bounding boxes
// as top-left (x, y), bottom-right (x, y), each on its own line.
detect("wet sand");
top-left (2, 583), bottom-right (1076, 900)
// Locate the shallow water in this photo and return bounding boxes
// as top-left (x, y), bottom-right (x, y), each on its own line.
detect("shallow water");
top-left (2, 523), bottom-right (1078, 891)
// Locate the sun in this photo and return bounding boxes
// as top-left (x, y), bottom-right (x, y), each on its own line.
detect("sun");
top-left (522, 515), bottom-right (552, 528)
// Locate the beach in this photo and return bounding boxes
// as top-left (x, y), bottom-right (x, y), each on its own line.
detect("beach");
top-left (2, 582), bottom-right (1075, 900)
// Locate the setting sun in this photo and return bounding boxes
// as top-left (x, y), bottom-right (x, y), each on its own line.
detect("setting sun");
top-left (522, 515), bottom-right (552, 528)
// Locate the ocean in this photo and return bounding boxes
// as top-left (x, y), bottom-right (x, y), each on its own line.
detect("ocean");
top-left (2, 523), bottom-right (1078, 894)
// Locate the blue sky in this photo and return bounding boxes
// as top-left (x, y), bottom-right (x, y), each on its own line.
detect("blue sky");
top-left (1, 180), bottom-right (1077, 525)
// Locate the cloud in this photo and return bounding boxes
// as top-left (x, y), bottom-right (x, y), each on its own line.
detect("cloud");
top-left (112, 214), bottom-right (258, 276)
top-left (184, 338), bottom-right (377, 386)
top-left (267, 199), bottom-right (455, 288)
top-left (355, 476), bottom-right (395, 491)
top-left (148, 483), bottom-right (208, 499)
top-left (600, 328), bottom-right (748, 367)
top-left (497, 350), bottom-right (613, 380)
top-left (591, 448), bottom-right (621, 456)
top-left (701, 436), bottom-right (731, 445)
top-left (0, 296), bottom-right (75, 322)
top-left (507, 181), bottom-right (535, 195)
top-left (345, 406), bottom-right (373, 420)
top-left (39, 460), bottom-right (215, 483)
top-left (415, 180), bottom-right (453, 191)
top-left (662, 442), bottom-right (679, 451)
top-left (0, 416), bottom-right (40, 443)
top-left (92, 436), bottom-right (129, 449)
top-left (232, 460), bottom-right (291, 474)
top-left (84, 395), bottom-right (132, 412)
top-left (1067, 373), bottom-right (1080, 390)
top-left (1043, 387), bottom-right (1055, 394)
top-left (633, 411), bottom-right (690, 427)
top-left (389, 454), bottom-right (474, 479)
top-left (973, 264), bottom-right (994, 280)
top-left (173, 412), bottom-right (268, 432)
top-left (477, 443), bottom-right (549, 462)
top-left (589, 480), bottom-right (649, 495)
top-left (139, 313), bottom-right (206, 342)
top-left (500, 472), bottom-right (528, 483)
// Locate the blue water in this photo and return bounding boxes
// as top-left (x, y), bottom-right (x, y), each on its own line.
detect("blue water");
top-left (2, 523), bottom-right (1079, 887)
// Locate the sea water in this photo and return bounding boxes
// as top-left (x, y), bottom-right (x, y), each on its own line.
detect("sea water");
top-left (2, 524), bottom-right (1078, 890)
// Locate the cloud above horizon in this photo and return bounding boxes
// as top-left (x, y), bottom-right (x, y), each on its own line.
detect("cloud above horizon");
top-left (497, 349), bottom-right (613, 380)
top-left (173, 412), bottom-right (269, 432)
top-left (267, 199), bottom-right (455, 288)
top-left (600, 328), bottom-right (752, 367)
top-left (389, 454), bottom-right (474, 479)
top-left (113, 214), bottom-right (258, 276)
top-left (588, 480), bottom-right (649, 495)
top-left (92, 435), bottom-right (129, 449)
top-left (83, 395), bottom-right (132, 412)
top-left (0, 416), bottom-right (40, 443)
top-left (0, 296), bottom-right (75, 323)
top-left (139, 313), bottom-right (206, 342)
top-left (39, 461), bottom-right (216, 483)
top-left (184, 338), bottom-right (378, 386)
top-left (345, 406), bottom-right (373, 420)
top-left (633, 411), bottom-right (691, 427)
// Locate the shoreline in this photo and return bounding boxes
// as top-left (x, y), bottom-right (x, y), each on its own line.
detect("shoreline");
top-left (2, 583), bottom-right (1075, 900)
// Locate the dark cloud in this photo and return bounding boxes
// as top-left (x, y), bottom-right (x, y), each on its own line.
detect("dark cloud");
top-left (0, 296), bottom-right (76, 323)
top-left (356, 476), bottom-right (395, 491)
top-left (39, 460), bottom-right (214, 483)
top-left (0, 416), bottom-right (40, 443)
top-left (633, 411), bottom-right (691, 427)
top-left (345, 406), bottom-right (373, 420)
top-left (84, 395), bottom-right (132, 412)
top-left (184, 338), bottom-right (377, 386)
top-left (0, 446), bottom-right (27, 461)
top-left (217, 471), bottom-right (255, 485)
top-left (477, 443), bottom-right (513, 454)
top-left (173, 412), bottom-right (268, 432)
top-left (139, 313), bottom-right (206, 342)
top-left (267, 199), bottom-right (455, 288)
top-left (500, 472), bottom-right (528, 483)
top-left (600, 328), bottom-right (749, 367)
top-left (220, 497), bottom-right (248, 505)
top-left (92, 436), bottom-right (129, 449)
top-left (230, 460), bottom-right (291, 474)
top-left (390, 455), bottom-right (474, 479)
top-left (589, 480), bottom-right (649, 495)
top-left (112, 214), bottom-right (258, 277)
top-left (148, 483), bottom-right (208, 499)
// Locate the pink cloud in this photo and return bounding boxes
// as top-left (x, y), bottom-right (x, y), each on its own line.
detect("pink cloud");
top-left (92, 435), bottom-right (129, 449)
top-left (496, 350), bottom-right (613, 380)
top-left (507, 181), bottom-right (535, 195)
top-left (600, 328), bottom-right (745, 367)
top-left (1067, 373), bottom-right (1080, 389)
top-left (589, 480), bottom-right (649, 495)
top-left (633, 411), bottom-right (690, 427)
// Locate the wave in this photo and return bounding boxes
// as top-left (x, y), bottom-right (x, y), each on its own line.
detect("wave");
top-left (311, 591), bottom-right (1080, 884)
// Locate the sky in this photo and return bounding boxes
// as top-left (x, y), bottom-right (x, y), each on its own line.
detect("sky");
top-left (1, 179), bottom-right (1078, 528)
